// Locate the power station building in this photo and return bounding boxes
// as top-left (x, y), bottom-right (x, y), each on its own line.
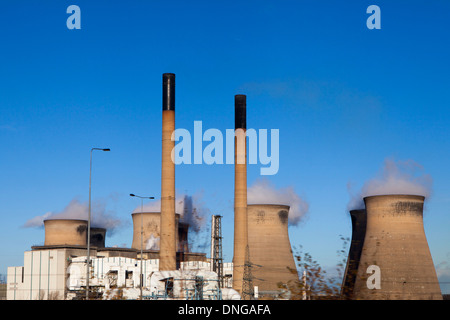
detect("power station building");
top-left (6, 73), bottom-right (300, 300)
top-left (8, 72), bottom-right (441, 301)
top-left (7, 216), bottom-right (235, 300)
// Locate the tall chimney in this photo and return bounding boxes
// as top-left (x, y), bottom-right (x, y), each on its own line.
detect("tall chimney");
top-left (352, 195), bottom-right (442, 300)
top-left (159, 73), bottom-right (176, 270)
top-left (232, 94), bottom-right (248, 295)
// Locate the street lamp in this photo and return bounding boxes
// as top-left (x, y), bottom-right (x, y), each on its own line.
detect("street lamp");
top-left (130, 193), bottom-right (154, 300)
top-left (86, 147), bottom-right (110, 300)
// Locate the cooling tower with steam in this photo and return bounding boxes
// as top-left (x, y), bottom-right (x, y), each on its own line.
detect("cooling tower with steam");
top-left (44, 219), bottom-right (88, 246)
top-left (160, 73), bottom-right (176, 271)
top-left (232, 94), bottom-right (248, 295)
top-left (131, 212), bottom-right (187, 252)
top-left (352, 195), bottom-right (442, 300)
top-left (340, 209), bottom-right (366, 299)
top-left (247, 204), bottom-right (299, 292)
top-left (89, 227), bottom-right (106, 248)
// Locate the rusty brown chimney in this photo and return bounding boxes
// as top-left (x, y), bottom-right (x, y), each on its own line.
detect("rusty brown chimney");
top-left (159, 73), bottom-right (176, 271)
top-left (232, 94), bottom-right (248, 295)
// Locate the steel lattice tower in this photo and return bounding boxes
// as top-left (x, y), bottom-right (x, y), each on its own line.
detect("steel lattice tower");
top-left (241, 245), bottom-right (254, 300)
top-left (211, 215), bottom-right (224, 288)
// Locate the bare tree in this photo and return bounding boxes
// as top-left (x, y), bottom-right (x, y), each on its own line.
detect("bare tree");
top-left (287, 236), bottom-right (350, 300)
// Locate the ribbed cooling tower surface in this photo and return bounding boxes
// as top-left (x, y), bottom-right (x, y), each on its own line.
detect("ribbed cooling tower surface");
top-left (131, 212), bottom-right (181, 251)
top-left (44, 219), bottom-right (88, 246)
top-left (352, 195), bottom-right (442, 300)
top-left (341, 209), bottom-right (366, 299)
top-left (247, 204), bottom-right (299, 293)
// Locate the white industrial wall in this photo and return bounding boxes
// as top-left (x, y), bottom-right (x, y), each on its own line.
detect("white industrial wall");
top-left (8, 250), bottom-right (235, 300)
top-left (67, 256), bottom-right (161, 291)
top-left (7, 250), bottom-right (67, 300)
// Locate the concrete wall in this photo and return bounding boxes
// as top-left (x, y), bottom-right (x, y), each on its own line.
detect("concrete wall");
top-left (7, 248), bottom-right (230, 300)
top-left (7, 249), bottom-right (68, 300)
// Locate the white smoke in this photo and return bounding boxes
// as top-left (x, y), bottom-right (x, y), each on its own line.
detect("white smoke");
top-left (247, 178), bottom-right (309, 226)
top-left (23, 197), bottom-right (123, 235)
top-left (132, 192), bottom-right (209, 234)
top-left (347, 158), bottom-right (433, 210)
top-left (145, 234), bottom-right (160, 250)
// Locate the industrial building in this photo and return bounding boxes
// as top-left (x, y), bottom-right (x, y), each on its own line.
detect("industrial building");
top-left (6, 73), bottom-right (300, 300)
top-left (7, 72), bottom-right (443, 300)
top-left (6, 214), bottom-right (238, 300)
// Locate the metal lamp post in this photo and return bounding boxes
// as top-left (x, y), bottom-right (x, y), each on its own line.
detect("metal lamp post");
top-left (86, 147), bottom-right (110, 300)
top-left (130, 193), bottom-right (154, 300)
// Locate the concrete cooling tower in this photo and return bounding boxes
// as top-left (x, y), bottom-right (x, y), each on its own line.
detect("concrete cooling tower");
top-left (131, 212), bottom-right (186, 252)
top-left (89, 227), bottom-right (106, 248)
top-left (44, 219), bottom-right (88, 246)
top-left (341, 209), bottom-right (366, 299)
top-left (352, 195), bottom-right (442, 300)
top-left (247, 204), bottom-right (299, 293)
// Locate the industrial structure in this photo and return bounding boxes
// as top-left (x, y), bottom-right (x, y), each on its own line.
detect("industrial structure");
top-left (43, 219), bottom-right (88, 247)
top-left (10, 72), bottom-right (444, 301)
top-left (340, 209), bottom-right (366, 299)
top-left (131, 212), bottom-right (189, 254)
top-left (3, 72), bottom-right (298, 300)
top-left (233, 94), bottom-right (248, 296)
top-left (211, 215), bottom-right (224, 288)
top-left (160, 73), bottom-right (177, 271)
top-left (352, 195), bottom-right (442, 300)
top-left (247, 204), bottom-right (299, 297)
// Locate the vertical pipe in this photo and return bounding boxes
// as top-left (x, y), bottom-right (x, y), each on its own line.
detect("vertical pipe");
top-left (232, 94), bottom-right (248, 295)
top-left (160, 73), bottom-right (177, 271)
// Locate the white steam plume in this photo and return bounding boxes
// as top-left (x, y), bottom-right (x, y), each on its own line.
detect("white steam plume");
top-left (23, 197), bottom-right (123, 235)
top-left (247, 178), bottom-right (309, 226)
top-left (347, 158), bottom-right (433, 210)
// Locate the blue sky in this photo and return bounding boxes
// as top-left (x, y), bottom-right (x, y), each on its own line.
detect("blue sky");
top-left (1, 1), bottom-right (450, 293)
